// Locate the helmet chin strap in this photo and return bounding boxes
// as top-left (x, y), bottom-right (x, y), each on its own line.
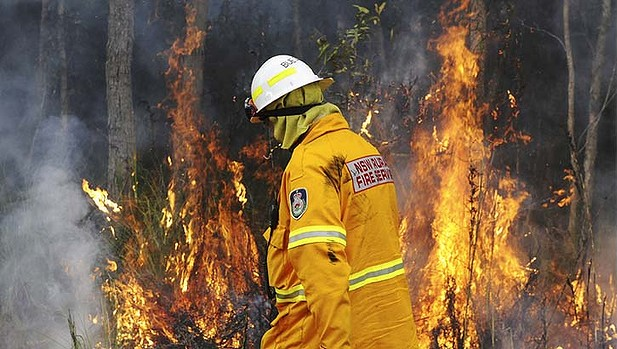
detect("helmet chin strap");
top-left (255, 101), bottom-right (326, 120)
top-left (264, 142), bottom-right (281, 160)
top-left (262, 125), bottom-right (282, 162)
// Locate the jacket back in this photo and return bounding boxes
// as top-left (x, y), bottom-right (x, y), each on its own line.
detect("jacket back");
top-left (261, 113), bottom-right (418, 349)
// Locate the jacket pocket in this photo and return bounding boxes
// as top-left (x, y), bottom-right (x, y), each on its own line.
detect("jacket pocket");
top-left (268, 224), bottom-right (288, 250)
top-left (267, 224), bottom-right (293, 288)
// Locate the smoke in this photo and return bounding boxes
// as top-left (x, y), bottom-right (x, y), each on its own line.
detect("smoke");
top-left (0, 0), bottom-right (612, 347)
top-left (595, 167), bottom-right (617, 276)
top-left (0, 115), bottom-right (102, 348)
top-left (0, 3), bottom-right (102, 346)
top-left (381, 11), bottom-right (430, 86)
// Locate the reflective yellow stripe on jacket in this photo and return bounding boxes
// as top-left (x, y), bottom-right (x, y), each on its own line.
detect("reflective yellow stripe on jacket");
top-left (288, 225), bottom-right (347, 249)
top-left (275, 257), bottom-right (405, 302)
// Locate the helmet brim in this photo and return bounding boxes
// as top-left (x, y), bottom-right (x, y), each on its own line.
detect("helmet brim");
top-left (318, 77), bottom-right (334, 91)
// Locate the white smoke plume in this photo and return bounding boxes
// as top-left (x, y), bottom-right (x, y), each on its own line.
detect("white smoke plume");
top-left (0, 116), bottom-right (102, 348)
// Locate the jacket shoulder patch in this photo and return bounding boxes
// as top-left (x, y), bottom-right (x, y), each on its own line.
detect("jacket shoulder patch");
top-left (346, 155), bottom-right (394, 193)
top-left (289, 187), bottom-right (308, 220)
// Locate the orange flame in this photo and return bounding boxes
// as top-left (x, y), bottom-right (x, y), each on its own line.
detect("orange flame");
top-left (229, 160), bottom-right (248, 209)
top-left (160, 3), bottom-right (263, 345)
top-left (82, 179), bottom-right (122, 216)
top-left (403, 1), bottom-right (531, 346)
top-left (543, 169), bottom-right (576, 208)
top-left (86, 4), bottom-right (267, 348)
top-left (360, 110), bottom-right (374, 138)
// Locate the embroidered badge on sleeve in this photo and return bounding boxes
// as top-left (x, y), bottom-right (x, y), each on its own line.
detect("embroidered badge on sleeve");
top-left (346, 155), bottom-right (394, 193)
top-left (289, 187), bottom-right (308, 220)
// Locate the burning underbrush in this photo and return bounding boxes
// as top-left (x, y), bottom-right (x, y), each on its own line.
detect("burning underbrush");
top-left (397, 1), bottom-right (617, 348)
top-left (84, 160), bottom-right (271, 349)
top-left (79, 1), bottom-right (616, 348)
top-left (82, 5), bottom-right (272, 348)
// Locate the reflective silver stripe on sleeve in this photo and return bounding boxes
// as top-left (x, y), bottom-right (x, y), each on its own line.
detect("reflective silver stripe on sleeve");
top-left (288, 230), bottom-right (347, 247)
top-left (275, 286), bottom-right (306, 303)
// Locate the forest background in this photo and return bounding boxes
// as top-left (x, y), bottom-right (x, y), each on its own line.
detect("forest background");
top-left (0, 0), bottom-right (615, 348)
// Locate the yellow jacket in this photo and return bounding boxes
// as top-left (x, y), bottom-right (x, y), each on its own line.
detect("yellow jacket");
top-left (261, 113), bottom-right (418, 349)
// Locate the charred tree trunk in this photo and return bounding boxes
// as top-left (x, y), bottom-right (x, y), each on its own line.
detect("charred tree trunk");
top-left (35, 1), bottom-right (69, 122)
top-left (373, 10), bottom-right (387, 77)
top-left (563, 0), bottom-right (584, 261)
top-left (564, 1), bottom-right (614, 346)
top-left (106, 0), bottom-right (136, 198)
top-left (469, 0), bottom-right (488, 99)
top-left (58, 0), bottom-right (69, 126)
top-left (36, 0), bottom-right (59, 123)
top-left (566, 0), bottom-right (613, 265)
top-left (32, 0), bottom-right (69, 161)
top-left (37, 0), bottom-right (68, 123)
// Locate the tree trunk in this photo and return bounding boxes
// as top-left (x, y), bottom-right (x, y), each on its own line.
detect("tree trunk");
top-left (564, 0), bottom-right (584, 259)
top-left (469, 0), bottom-right (488, 99)
top-left (581, 0), bottom-right (612, 250)
top-left (35, 0), bottom-right (68, 122)
top-left (106, 0), bottom-right (136, 198)
top-left (32, 0), bottom-right (68, 162)
top-left (58, 0), bottom-right (69, 127)
top-left (565, 0), bottom-right (612, 264)
top-left (36, 0), bottom-right (58, 122)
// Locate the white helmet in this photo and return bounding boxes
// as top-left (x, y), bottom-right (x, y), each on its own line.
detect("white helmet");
top-left (247, 55), bottom-right (333, 123)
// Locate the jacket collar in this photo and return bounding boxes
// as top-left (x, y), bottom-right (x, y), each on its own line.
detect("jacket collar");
top-left (297, 113), bottom-right (349, 146)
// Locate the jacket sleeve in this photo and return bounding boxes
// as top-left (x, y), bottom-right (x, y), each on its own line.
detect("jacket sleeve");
top-left (288, 241), bottom-right (351, 348)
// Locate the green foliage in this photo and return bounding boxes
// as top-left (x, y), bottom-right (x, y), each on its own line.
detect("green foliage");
top-left (312, 2), bottom-right (417, 147)
top-left (106, 164), bottom-right (174, 279)
top-left (86, 164), bottom-right (174, 348)
top-left (316, 2), bottom-right (386, 76)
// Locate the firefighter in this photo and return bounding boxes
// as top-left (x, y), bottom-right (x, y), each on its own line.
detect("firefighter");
top-left (245, 54), bottom-right (419, 349)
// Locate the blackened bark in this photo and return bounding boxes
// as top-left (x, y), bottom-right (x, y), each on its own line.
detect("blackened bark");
top-left (58, 0), bottom-right (69, 126)
top-left (469, 0), bottom-right (488, 102)
top-left (564, 0), bottom-right (585, 258)
top-left (106, 0), bottom-right (136, 197)
top-left (36, 0), bottom-right (58, 122)
top-left (36, 0), bottom-right (68, 122)
top-left (31, 0), bottom-right (69, 161)
top-left (566, 0), bottom-right (612, 263)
